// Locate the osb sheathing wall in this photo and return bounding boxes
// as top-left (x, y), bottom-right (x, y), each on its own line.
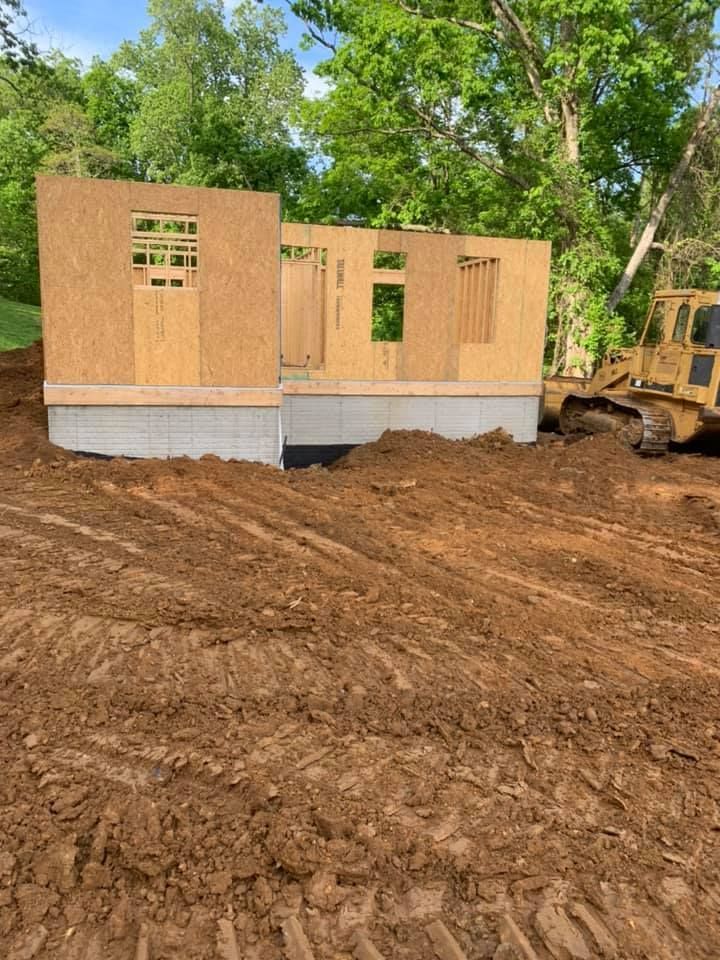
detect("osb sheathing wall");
top-left (280, 223), bottom-right (550, 384)
top-left (36, 176), bottom-right (280, 389)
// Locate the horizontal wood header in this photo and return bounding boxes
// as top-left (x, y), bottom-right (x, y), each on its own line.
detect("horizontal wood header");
top-left (46, 380), bottom-right (542, 405)
top-left (282, 379), bottom-right (543, 397)
top-left (44, 383), bottom-right (283, 407)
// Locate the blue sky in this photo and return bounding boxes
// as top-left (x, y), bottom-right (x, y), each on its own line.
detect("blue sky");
top-left (23, 0), bottom-right (327, 92)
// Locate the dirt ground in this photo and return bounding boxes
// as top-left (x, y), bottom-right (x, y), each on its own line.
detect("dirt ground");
top-left (1, 343), bottom-right (720, 960)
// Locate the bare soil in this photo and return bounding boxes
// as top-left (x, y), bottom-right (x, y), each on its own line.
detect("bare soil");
top-left (1, 343), bottom-right (720, 959)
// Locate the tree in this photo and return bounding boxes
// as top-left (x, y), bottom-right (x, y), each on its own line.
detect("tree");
top-left (0, 54), bottom-right (118, 301)
top-left (0, 0), bottom-right (37, 70)
top-left (654, 110), bottom-right (720, 291)
top-left (111, 0), bottom-right (309, 202)
top-left (607, 84), bottom-right (720, 312)
top-left (292, 0), bottom-right (719, 372)
top-left (40, 103), bottom-right (127, 178)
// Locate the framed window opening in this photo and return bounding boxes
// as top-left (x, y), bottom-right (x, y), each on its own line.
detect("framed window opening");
top-left (281, 245), bottom-right (327, 266)
top-left (456, 256), bottom-right (498, 343)
top-left (132, 213), bottom-right (198, 289)
top-left (373, 250), bottom-right (406, 270)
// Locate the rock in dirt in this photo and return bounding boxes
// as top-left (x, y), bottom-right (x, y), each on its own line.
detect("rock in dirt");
top-left (425, 919), bottom-right (468, 960)
top-left (314, 809), bottom-right (353, 840)
top-left (354, 935), bottom-right (386, 960)
top-left (14, 884), bottom-right (59, 925)
top-left (569, 902), bottom-right (617, 958)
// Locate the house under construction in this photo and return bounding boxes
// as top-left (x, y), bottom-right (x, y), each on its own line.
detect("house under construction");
top-left (36, 176), bottom-right (550, 465)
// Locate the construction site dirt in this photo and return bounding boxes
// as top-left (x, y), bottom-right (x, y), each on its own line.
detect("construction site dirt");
top-left (1, 343), bottom-right (720, 960)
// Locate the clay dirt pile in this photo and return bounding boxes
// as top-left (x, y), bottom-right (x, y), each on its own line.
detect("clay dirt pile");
top-left (1, 344), bottom-right (720, 959)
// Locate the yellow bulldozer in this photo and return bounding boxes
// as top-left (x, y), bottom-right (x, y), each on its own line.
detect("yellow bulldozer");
top-left (542, 288), bottom-right (720, 452)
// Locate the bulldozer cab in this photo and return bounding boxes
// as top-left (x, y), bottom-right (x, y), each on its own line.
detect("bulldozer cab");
top-left (630, 290), bottom-right (720, 409)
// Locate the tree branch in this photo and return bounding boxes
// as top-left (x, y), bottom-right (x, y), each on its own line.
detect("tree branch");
top-left (607, 85), bottom-right (720, 312)
top-left (304, 17), bottom-right (530, 191)
top-left (395, 0), bottom-right (555, 124)
top-left (488, 0), bottom-right (554, 124)
top-left (396, 1), bottom-right (501, 41)
top-left (404, 99), bottom-right (530, 189)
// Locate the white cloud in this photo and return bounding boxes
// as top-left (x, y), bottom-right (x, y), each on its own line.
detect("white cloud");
top-left (304, 70), bottom-right (330, 100)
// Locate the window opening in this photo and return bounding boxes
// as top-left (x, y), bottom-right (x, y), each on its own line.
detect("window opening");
top-left (672, 303), bottom-right (690, 342)
top-left (373, 251), bottom-right (406, 270)
top-left (455, 256), bottom-right (498, 343)
top-left (372, 284), bottom-right (404, 341)
top-left (281, 246), bottom-right (327, 265)
top-left (131, 213), bottom-right (198, 289)
top-left (642, 300), bottom-right (666, 346)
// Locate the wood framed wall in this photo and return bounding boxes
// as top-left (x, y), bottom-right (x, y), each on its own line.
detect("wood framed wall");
top-left (37, 177), bottom-right (550, 407)
top-left (37, 176), bottom-right (281, 392)
top-left (280, 223), bottom-right (551, 385)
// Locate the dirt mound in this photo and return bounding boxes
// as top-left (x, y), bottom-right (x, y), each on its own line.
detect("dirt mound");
top-left (0, 342), bottom-right (64, 468)
top-left (2, 349), bottom-right (720, 958)
top-left (334, 427), bottom-right (516, 472)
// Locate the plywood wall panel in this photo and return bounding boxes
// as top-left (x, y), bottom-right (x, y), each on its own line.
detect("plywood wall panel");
top-left (37, 176), bottom-right (134, 384)
top-left (133, 289), bottom-right (201, 386)
top-left (457, 240), bottom-right (550, 383)
top-left (129, 182), bottom-right (200, 217)
top-left (200, 189), bottom-right (280, 387)
top-left (401, 232), bottom-right (463, 381)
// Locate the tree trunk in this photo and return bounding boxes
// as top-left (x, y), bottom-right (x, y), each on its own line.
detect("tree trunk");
top-left (607, 86), bottom-right (720, 313)
top-left (560, 95), bottom-right (579, 163)
top-left (550, 282), bottom-right (594, 377)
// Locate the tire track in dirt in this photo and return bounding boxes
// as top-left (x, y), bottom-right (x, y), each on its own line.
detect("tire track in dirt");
top-left (0, 499), bottom-right (144, 555)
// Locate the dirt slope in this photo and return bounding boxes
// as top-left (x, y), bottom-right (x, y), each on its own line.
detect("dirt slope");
top-left (1, 344), bottom-right (719, 959)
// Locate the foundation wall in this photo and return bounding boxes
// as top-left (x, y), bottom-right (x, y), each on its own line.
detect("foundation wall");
top-left (282, 395), bottom-right (540, 447)
top-left (48, 406), bottom-right (281, 464)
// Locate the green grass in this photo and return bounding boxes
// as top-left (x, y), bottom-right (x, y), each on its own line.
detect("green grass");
top-left (0, 296), bottom-right (42, 351)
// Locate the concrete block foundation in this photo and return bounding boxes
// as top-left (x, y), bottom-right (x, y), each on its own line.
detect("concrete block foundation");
top-left (48, 405), bottom-right (282, 465)
top-left (48, 395), bottom-right (539, 466)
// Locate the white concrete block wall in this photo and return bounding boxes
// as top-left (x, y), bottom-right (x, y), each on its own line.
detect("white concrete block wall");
top-left (48, 395), bottom-right (538, 464)
top-left (282, 395), bottom-right (539, 446)
top-left (48, 405), bottom-right (282, 465)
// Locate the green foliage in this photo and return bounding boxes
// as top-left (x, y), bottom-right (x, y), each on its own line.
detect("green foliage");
top-left (113, 0), bottom-right (309, 200)
top-left (0, 295), bottom-right (40, 350)
top-left (0, 53), bottom-right (119, 302)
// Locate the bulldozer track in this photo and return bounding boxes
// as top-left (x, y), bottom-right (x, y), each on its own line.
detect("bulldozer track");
top-left (561, 392), bottom-right (673, 453)
top-left (9, 885), bottom-right (705, 959)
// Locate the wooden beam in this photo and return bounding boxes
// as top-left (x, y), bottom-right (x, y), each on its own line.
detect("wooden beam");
top-left (44, 383), bottom-right (282, 407)
top-left (282, 379), bottom-right (542, 397)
